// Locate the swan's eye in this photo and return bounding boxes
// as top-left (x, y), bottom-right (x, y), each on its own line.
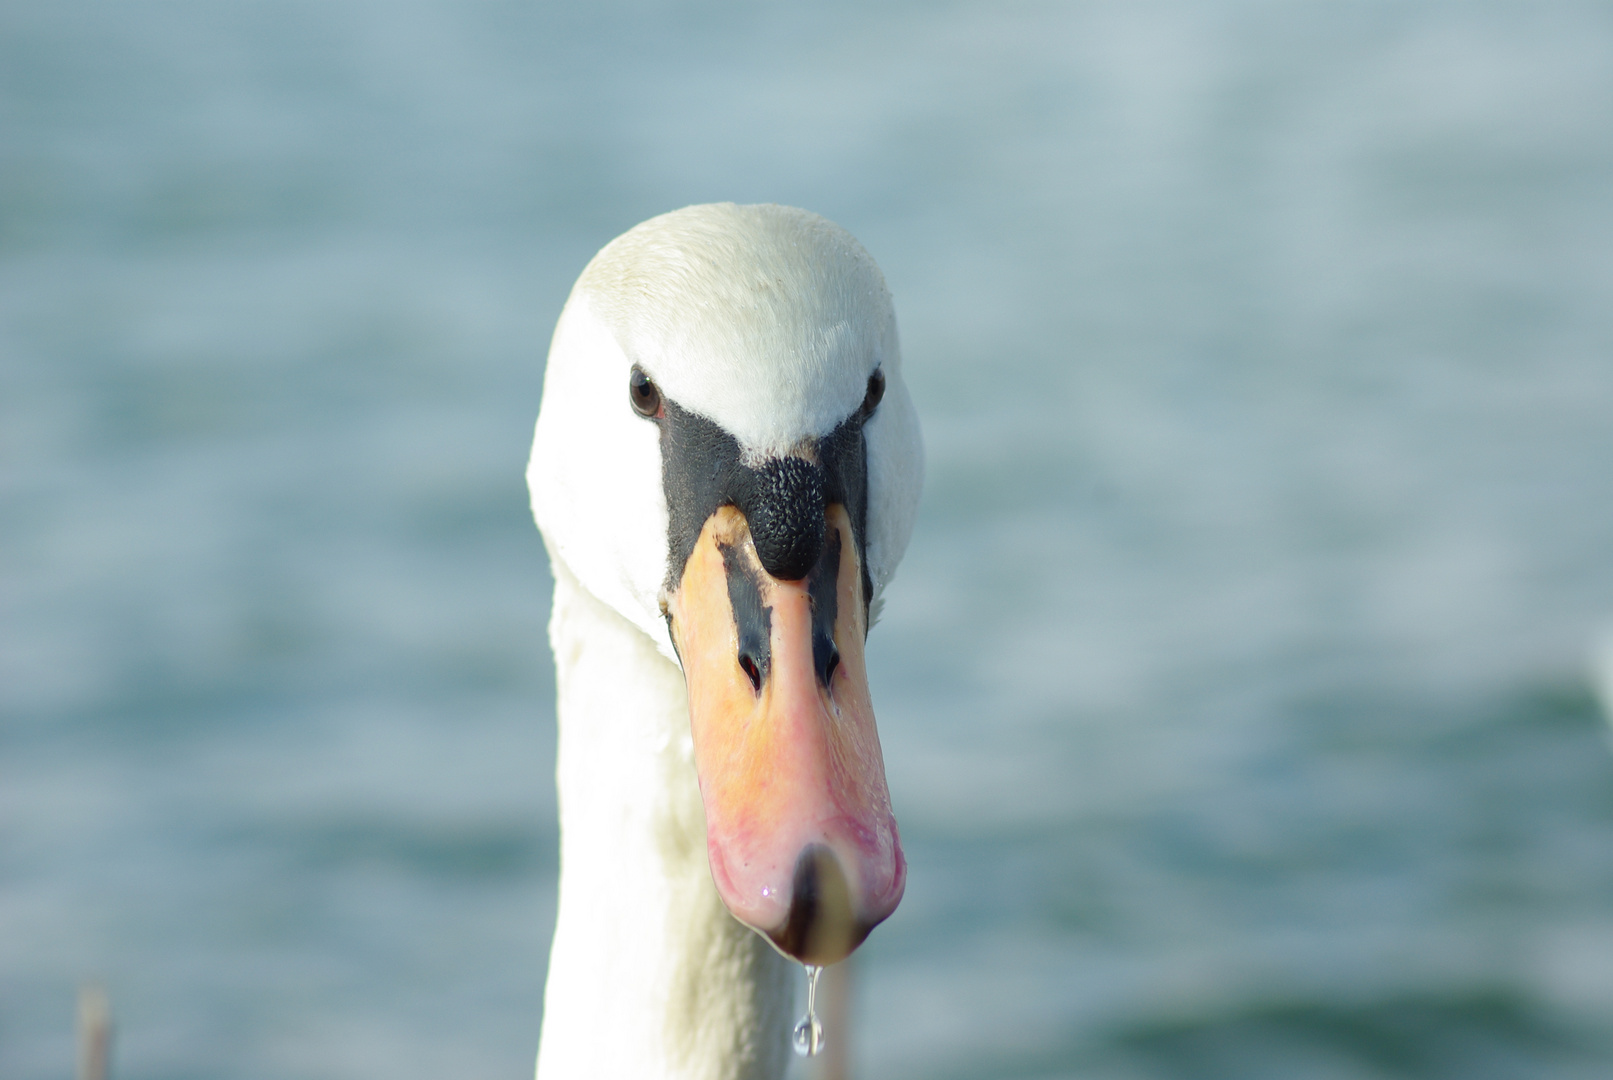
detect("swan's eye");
top-left (629, 365), bottom-right (662, 418)
top-left (860, 369), bottom-right (885, 418)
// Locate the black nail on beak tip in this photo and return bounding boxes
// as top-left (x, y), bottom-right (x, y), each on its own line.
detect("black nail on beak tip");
top-left (773, 844), bottom-right (870, 965)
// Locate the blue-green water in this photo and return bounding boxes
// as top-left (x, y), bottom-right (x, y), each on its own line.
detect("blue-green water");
top-left (4, 3), bottom-right (1613, 1077)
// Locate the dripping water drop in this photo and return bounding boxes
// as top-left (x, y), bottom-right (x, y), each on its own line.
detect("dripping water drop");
top-left (792, 964), bottom-right (824, 1057)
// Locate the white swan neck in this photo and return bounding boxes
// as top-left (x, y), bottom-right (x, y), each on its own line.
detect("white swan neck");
top-left (536, 560), bottom-right (792, 1080)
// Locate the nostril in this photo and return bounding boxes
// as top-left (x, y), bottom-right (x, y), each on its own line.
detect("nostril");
top-left (811, 627), bottom-right (839, 688)
top-left (738, 652), bottom-right (763, 693)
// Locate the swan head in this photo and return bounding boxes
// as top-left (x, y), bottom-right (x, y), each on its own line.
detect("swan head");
top-left (529, 203), bottom-right (923, 964)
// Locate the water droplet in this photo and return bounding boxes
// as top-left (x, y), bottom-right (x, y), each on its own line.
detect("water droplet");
top-left (792, 1014), bottom-right (823, 1057)
top-left (792, 964), bottom-right (825, 1057)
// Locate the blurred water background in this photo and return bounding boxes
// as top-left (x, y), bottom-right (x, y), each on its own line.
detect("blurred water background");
top-left (5, 2), bottom-right (1613, 1077)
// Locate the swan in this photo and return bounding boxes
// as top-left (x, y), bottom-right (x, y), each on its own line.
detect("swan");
top-left (526, 203), bottom-right (924, 1079)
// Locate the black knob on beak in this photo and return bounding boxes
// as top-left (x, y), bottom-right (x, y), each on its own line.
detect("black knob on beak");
top-left (735, 457), bottom-right (826, 582)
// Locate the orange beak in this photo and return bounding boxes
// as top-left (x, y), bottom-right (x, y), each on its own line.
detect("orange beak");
top-left (666, 503), bottom-right (904, 965)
